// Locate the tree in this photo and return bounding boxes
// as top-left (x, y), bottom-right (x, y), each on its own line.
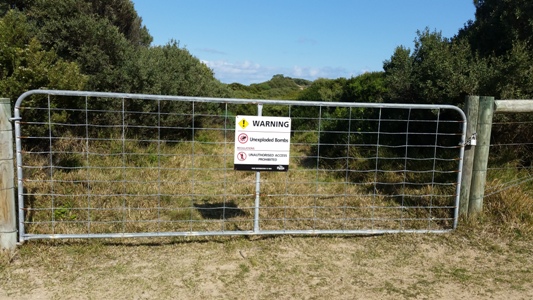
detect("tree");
top-left (89, 0), bottom-right (152, 47)
top-left (28, 0), bottom-right (129, 91)
top-left (119, 41), bottom-right (232, 139)
top-left (340, 72), bottom-right (387, 103)
top-left (227, 75), bottom-right (309, 100)
top-left (483, 42), bottom-right (533, 99)
top-left (0, 0), bottom-right (31, 16)
top-left (132, 40), bottom-right (230, 97)
top-left (297, 78), bottom-right (345, 102)
top-left (457, 0), bottom-right (533, 99)
top-left (10, 0), bottom-right (151, 92)
top-left (460, 0), bottom-right (533, 58)
top-left (384, 29), bottom-right (484, 105)
top-left (381, 46), bottom-right (415, 102)
top-left (0, 10), bottom-right (87, 101)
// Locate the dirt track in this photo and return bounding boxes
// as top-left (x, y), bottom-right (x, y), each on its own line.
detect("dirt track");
top-left (1, 230), bottom-right (532, 299)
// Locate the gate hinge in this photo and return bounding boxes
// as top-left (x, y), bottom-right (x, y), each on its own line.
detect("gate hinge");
top-left (464, 133), bottom-right (477, 146)
top-left (9, 117), bottom-right (22, 122)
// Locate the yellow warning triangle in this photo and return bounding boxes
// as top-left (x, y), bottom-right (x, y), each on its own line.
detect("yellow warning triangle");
top-left (238, 118), bottom-right (249, 129)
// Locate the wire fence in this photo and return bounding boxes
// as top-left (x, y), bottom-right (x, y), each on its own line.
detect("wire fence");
top-left (13, 90), bottom-right (466, 241)
top-left (485, 115), bottom-right (533, 198)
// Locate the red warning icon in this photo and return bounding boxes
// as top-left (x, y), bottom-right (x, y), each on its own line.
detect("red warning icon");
top-left (237, 152), bottom-right (247, 161)
top-left (238, 133), bottom-right (248, 144)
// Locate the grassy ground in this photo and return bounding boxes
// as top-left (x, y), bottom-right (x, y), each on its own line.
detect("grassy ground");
top-left (3, 105), bottom-right (532, 299)
top-left (1, 165), bottom-right (532, 299)
top-left (1, 213), bottom-right (532, 299)
top-left (20, 134), bottom-right (459, 238)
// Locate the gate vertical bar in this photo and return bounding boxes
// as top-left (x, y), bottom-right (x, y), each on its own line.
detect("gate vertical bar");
top-left (371, 108), bottom-right (383, 230)
top-left (429, 109), bottom-right (441, 229)
top-left (13, 97), bottom-right (24, 242)
top-left (85, 96), bottom-right (92, 234)
top-left (254, 104), bottom-right (263, 233)
top-left (0, 98), bottom-right (17, 249)
top-left (401, 108), bottom-right (412, 230)
top-left (47, 95), bottom-right (56, 233)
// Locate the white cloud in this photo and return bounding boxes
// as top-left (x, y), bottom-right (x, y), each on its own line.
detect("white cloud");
top-left (203, 60), bottom-right (363, 85)
top-left (203, 60), bottom-right (268, 83)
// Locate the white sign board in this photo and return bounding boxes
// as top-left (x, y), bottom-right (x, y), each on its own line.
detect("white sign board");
top-left (234, 115), bottom-right (291, 172)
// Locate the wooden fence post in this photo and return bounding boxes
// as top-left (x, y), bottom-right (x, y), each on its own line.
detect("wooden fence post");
top-left (459, 96), bottom-right (479, 217)
top-left (0, 98), bottom-right (17, 250)
top-left (468, 96), bottom-right (495, 216)
top-left (494, 99), bottom-right (533, 113)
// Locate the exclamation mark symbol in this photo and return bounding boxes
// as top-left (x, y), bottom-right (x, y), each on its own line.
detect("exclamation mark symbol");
top-left (238, 118), bottom-right (249, 129)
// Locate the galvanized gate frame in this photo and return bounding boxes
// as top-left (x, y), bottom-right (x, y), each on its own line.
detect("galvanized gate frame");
top-left (14, 90), bottom-right (467, 241)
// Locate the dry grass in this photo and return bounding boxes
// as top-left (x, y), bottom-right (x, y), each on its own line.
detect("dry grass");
top-left (476, 182), bottom-right (533, 237)
top-left (3, 127), bottom-right (533, 299)
top-left (20, 137), bottom-right (457, 238)
top-left (6, 93), bottom-right (533, 298)
top-left (1, 221), bottom-right (532, 299)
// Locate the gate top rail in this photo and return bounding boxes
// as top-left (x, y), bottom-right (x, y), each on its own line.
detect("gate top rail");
top-left (14, 89), bottom-right (466, 120)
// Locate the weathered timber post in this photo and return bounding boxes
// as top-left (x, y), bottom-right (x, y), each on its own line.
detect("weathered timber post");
top-left (494, 100), bottom-right (533, 113)
top-left (459, 96), bottom-right (479, 217)
top-left (468, 96), bottom-right (495, 216)
top-left (0, 98), bottom-right (17, 250)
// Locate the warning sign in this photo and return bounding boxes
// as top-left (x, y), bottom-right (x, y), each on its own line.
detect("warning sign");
top-left (234, 115), bottom-right (291, 172)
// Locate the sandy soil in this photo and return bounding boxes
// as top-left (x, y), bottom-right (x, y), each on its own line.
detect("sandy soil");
top-left (1, 231), bottom-right (532, 299)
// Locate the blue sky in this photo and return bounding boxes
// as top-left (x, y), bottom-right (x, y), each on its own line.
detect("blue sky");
top-left (131, 1), bottom-right (476, 85)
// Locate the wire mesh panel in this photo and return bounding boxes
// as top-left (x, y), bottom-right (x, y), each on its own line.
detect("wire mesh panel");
top-left (485, 113), bottom-right (533, 200)
top-left (14, 90), bottom-right (466, 241)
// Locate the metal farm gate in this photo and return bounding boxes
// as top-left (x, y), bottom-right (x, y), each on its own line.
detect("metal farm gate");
top-left (14, 90), bottom-right (466, 241)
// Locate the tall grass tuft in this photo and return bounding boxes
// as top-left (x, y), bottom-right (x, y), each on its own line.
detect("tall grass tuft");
top-left (483, 179), bottom-right (533, 236)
